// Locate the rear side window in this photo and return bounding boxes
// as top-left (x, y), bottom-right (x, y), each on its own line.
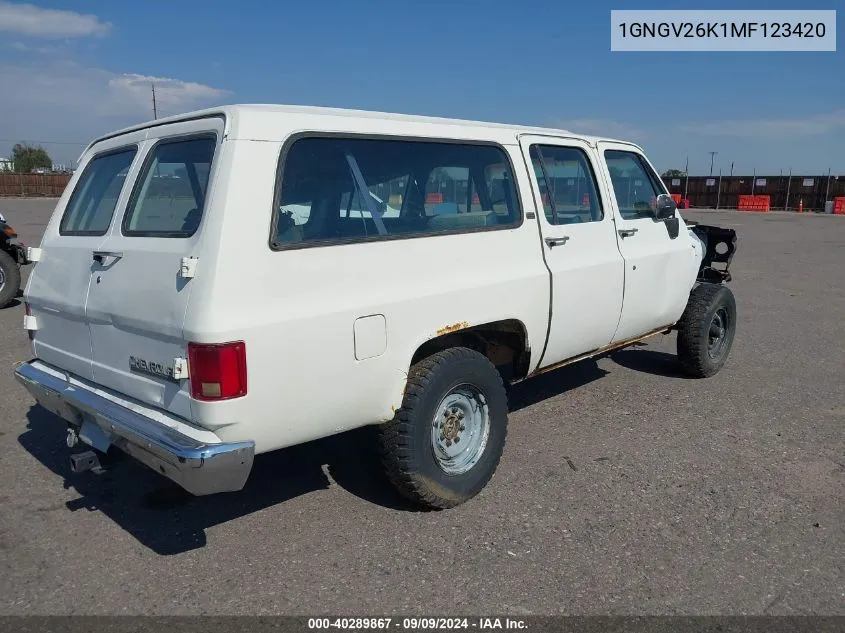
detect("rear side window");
top-left (59, 148), bottom-right (137, 236)
top-left (272, 136), bottom-right (521, 248)
top-left (123, 136), bottom-right (216, 237)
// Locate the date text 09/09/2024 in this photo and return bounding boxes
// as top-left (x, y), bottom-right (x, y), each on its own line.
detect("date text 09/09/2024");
top-left (307, 618), bottom-right (528, 630)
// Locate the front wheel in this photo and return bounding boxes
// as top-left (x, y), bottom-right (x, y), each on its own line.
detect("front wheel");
top-left (0, 249), bottom-right (21, 308)
top-left (676, 283), bottom-right (737, 378)
top-left (378, 347), bottom-right (508, 509)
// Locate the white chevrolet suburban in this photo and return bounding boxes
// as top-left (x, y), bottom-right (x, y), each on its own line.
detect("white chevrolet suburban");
top-left (14, 105), bottom-right (738, 509)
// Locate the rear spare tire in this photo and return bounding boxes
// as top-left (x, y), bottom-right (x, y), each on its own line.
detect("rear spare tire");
top-left (677, 283), bottom-right (737, 378)
top-left (0, 249), bottom-right (21, 308)
top-left (379, 347), bottom-right (508, 509)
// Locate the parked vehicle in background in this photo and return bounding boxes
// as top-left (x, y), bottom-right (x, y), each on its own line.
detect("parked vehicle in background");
top-left (0, 214), bottom-right (33, 307)
top-left (14, 105), bottom-right (738, 509)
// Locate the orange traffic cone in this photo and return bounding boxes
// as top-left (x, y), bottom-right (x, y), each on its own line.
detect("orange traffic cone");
top-left (799, 198), bottom-right (804, 213)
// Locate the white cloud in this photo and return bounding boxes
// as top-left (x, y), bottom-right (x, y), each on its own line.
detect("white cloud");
top-left (551, 118), bottom-right (648, 141)
top-left (6, 39), bottom-right (65, 55)
top-left (678, 110), bottom-right (845, 140)
top-left (0, 60), bottom-right (230, 163)
top-left (109, 73), bottom-right (228, 112)
top-left (0, 1), bottom-right (111, 38)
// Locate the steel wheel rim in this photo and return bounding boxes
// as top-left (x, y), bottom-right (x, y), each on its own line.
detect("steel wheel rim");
top-left (431, 384), bottom-right (490, 475)
top-left (708, 307), bottom-right (729, 358)
top-left (0, 264), bottom-right (5, 291)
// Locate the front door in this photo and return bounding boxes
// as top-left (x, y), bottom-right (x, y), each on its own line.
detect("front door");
top-left (598, 142), bottom-right (698, 343)
top-left (519, 135), bottom-right (625, 367)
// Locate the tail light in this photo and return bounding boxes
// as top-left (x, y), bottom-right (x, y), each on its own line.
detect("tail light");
top-left (187, 341), bottom-right (247, 401)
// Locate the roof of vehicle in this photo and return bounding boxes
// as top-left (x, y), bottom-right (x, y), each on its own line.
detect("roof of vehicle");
top-left (85, 104), bottom-right (642, 154)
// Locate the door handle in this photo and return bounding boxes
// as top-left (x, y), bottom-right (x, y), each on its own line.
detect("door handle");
top-left (544, 236), bottom-right (570, 248)
top-left (92, 251), bottom-right (123, 264)
top-left (617, 228), bottom-right (639, 238)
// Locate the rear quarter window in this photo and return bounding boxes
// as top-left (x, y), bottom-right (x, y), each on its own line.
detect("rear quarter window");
top-left (122, 135), bottom-right (217, 237)
top-left (59, 147), bottom-right (137, 236)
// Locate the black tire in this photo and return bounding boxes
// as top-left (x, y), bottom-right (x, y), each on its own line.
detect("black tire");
top-left (677, 283), bottom-right (737, 378)
top-left (0, 249), bottom-right (21, 309)
top-left (379, 347), bottom-right (508, 509)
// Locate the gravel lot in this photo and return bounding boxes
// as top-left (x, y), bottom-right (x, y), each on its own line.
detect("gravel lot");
top-left (0, 198), bottom-right (843, 615)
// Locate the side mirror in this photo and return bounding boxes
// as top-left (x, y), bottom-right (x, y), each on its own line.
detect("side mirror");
top-left (654, 193), bottom-right (677, 220)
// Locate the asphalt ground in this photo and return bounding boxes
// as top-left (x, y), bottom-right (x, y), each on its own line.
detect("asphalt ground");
top-left (0, 198), bottom-right (842, 615)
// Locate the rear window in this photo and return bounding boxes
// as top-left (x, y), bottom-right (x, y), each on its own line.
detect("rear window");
top-left (59, 147), bottom-right (137, 236)
top-left (271, 136), bottom-right (521, 248)
top-left (122, 136), bottom-right (216, 237)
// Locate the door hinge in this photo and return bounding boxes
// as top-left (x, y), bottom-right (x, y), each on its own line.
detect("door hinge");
top-left (172, 357), bottom-right (189, 380)
top-left (180, 256), bottom-right (198, 279)
top-left (26, 247), bottom-right (42, 262)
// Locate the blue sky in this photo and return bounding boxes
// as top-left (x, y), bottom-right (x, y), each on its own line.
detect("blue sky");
top-left (0, 0), bottom-right (842, 174)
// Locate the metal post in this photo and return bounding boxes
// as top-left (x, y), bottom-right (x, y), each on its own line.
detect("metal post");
top-left (716, 168), bottom-right (722, 209)
top-left (825, 167), bottom-right (832, 201)
top-left (708, 151), bottom-right (718, 176)
top-left (683, 156), bottom-right (689, 200)
top-left (785, 168), bottom-right (792, 211)
top-left (730, 162), bottom-right (734, 177)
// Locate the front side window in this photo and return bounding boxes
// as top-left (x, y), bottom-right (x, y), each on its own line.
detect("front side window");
top-left (59, 147), bottom-right (137, 235)
top-left (272, 136), bottom-right (520, 248)
top-left (603, 150), bottom-right (664, 220)
top-left (529, 145), bottom-right (603, 225)
top-left (123, 136), bottom-right (216, 237)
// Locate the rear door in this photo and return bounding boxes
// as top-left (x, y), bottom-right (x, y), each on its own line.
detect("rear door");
top-left (598, 142), bottom-right (695, 343)
top-left (27, 136), bottom-right (143, 381)
top-left (85, 117), bottom-right (223, 418)
top-left (518, 135), bottom-right (625, 367)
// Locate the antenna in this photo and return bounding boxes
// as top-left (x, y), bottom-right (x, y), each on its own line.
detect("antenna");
top-left (151, 81), bottom-right (158, 120)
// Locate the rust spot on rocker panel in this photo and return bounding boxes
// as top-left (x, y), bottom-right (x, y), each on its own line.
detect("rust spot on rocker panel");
top-left (528, 325), bottom-right (673, 378)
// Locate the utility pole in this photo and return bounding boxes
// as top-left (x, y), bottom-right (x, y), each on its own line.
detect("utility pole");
top-left (151, 81), bottom-right (158, 120)
top-left (730, 162), bottom-right (734, 177)
top-left (683, 155), bottom-right (689, 200)
top-left (825, 167), bottom-right (832, 202)
top-left (716, 168), bottom-right (722, 209)
top-left (708, 151), bottom-right (718, 177)
top-left (785, 168), bottom-right (792, 210)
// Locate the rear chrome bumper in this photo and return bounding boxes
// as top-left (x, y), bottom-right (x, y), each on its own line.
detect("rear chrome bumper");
top-left (14, 360), bottom-right (254, 495)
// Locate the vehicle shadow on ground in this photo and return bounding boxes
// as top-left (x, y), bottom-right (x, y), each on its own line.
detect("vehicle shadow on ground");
top-left (507, 359), bottom-right (609, 412)
top-left (18, 405), bottom-right (417, 556)
top-left (16, 350), bottom-right (679, 556)
top-left (608, 348), bottom-right (689, 378)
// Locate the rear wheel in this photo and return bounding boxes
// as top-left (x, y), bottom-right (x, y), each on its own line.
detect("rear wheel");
top-left (677, 283), bottom-right (737, 378)
top-left (378, 347), bottom-right (508, 509)
top-left (0, 249), bottom-right (21, 308)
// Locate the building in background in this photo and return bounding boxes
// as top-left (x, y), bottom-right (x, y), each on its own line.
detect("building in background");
top-left (0, 158), bottom-right (12, 172)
